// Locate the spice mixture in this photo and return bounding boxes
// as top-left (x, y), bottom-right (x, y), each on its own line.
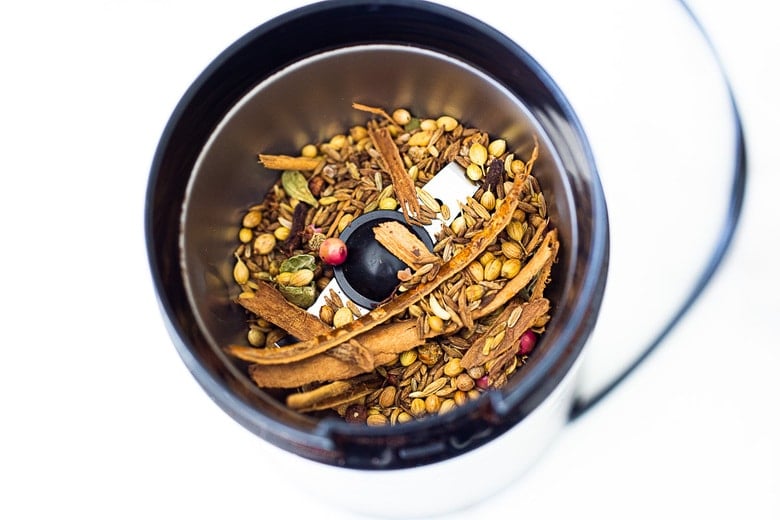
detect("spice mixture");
top-left (226, 103), bottom-right (559, 426)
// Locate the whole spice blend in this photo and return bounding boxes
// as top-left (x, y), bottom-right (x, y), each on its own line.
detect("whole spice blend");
top-left (225, 103), bottom-right (559, 426)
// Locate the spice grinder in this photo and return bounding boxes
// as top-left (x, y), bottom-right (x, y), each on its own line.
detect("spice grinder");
top-left (146, 0), bottom-right (609, 515)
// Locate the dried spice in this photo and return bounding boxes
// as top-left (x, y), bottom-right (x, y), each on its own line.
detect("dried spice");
top-left (281, 170), bottom-right (319, 207)
top-left (258, 154), bottom-right (322, 171)
top-left (483, 157), bottom-right (504, 193)
top-left (282, 202), bottom-right (308, 253)
top-left (461, 298), bottom-right (550, 371)
top-left (373, 221), bottom-right (441, 269)
top-left (368, 126), bottom-right (421, 224)
top-left (225, 103), bottom-right (560, 425)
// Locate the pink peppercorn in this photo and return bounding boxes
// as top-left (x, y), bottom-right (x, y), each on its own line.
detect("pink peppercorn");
top-left (319, 237), bottom-right (348, 266)
top-left (519, 330), bottom-right (538, 355)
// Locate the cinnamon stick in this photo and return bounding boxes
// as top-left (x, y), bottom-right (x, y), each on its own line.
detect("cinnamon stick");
top-left (373, 220), bottom-right (440, 269)
top-left (258, 154), bottom-right (322, 171)
top-left (473, 229), bottom-right (557, 318)
top-left (286, 375), bottom-right (381, 413)
top-left (368, 126), bottom-right (422, 223)
top-left (351, 102), bottom-right (396, 126)
top-left (328, 339), bottom-right (375, 373)
top-left (286, 380), bottom-right (354, 410)
top-left (249, 353), bottom-right (395, 389)
top-left (531, 230), bottom-right (560, 301)
top-left (285, 378), bottom-right (379, 412)
top-left (525, 218), bottom-right (549, 257)
top-left (234, 282), bottom-right (331, 338)
top-left (246, 320), bottom-right (436, 388)
top-left (461, 298), bottom-right (550, 370)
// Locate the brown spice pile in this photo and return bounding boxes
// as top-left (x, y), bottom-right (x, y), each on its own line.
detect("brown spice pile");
top-left (226, 104), bottom-right (559, 426)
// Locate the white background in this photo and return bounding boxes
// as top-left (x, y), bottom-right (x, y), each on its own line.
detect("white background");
top-left (1, 1), bottom-right (778, 518)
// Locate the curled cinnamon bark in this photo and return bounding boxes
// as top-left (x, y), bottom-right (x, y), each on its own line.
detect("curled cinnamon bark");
top-left (258, 154), bottom-right (322, 171)
top-left (286, 379), bottom-right (378, 412)
top-left (474, 229), bottom-right (557, 318)
top-left (246, 320), bottom-right (443, 388)
top-left (234, 282), bottom-right (330, 338)
top-left (373, 220), bottom-right (440, 269)
top-left (351, 102), bottom-right (396, 126)
top-left (461, 298), bottom-right (550, 370)
top-left (368, 126), bottom-right (422, 224)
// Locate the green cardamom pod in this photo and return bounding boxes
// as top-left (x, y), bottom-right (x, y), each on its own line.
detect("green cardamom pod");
top-left (281, 170), bottom-right (319, 207)
top-left (280, 253), bottom-right (316, 273)
top-left (278, 284), bottom-right (317, 308)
